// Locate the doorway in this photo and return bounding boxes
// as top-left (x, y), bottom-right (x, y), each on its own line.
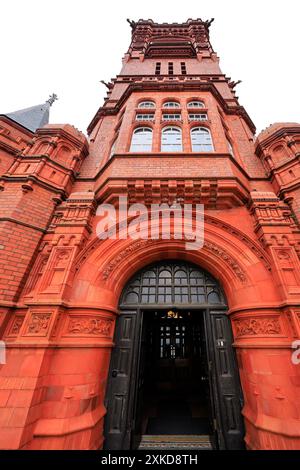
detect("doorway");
top-left (104, 261), bottom-right (245, 450)
top-left (134, 309), bottom-right (212, 444)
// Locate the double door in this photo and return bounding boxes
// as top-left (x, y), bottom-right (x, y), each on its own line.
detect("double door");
top-left (104, 308), bottom-right (244, 450)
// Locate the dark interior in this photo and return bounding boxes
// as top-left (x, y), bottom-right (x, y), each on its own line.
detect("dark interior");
top-left (133, 309), bottom-right (213, 443)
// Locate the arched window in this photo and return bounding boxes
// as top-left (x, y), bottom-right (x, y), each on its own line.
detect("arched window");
top-left (130, 127), bottom-right (153, 152)
top-left (163, 101), bottom-right (180, 108)
top-left (161, 127), bottom-right (182, 152)
top-left (191, 127), bottom-right (214, 152)
top-left (187, 101), bottom-right (205, 109)
top-left (138, 101), bottom-right (155, 109)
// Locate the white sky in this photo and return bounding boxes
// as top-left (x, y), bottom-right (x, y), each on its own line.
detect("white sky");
top-left (1, 0), bottom-right (299, 136)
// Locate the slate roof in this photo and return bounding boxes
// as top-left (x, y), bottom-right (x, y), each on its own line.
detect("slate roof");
top-left (2, 94), bottom-right (57, 133)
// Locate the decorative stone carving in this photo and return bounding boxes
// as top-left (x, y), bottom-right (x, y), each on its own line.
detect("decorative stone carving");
top-left (66, 317), bottom-right (112, 337)
top-left (234, 317), bottom-right (281, 337)
top-left (26, 313), bottom-right (51, 335)
top-left (8, 315), bottom-right (25, 337)
top-left (277, 250), bottom-right (290, 260)
top-left (204, 241), bottom-right (247, 282)
top-left (102, 240), bottom-right (152, 279)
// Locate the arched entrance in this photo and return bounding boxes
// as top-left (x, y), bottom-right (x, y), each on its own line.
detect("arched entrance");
top-left (104, 261), bottom-right (244, 450)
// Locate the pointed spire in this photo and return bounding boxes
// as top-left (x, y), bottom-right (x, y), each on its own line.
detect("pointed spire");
top-left (2, 94), bottom-right (58, 133)
top-left (46, 93), bottom-right (58, 106)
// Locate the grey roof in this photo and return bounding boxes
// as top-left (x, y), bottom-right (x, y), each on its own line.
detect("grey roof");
top-left (2, 94), bottom-right (58, 133)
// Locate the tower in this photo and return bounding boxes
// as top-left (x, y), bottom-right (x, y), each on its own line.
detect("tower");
top-left (0, 19), bottom-right (299, 451)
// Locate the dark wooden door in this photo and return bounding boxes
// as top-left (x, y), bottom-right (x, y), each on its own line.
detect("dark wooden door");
top-left (104, 261), bottom-right (245, 450)
top-left (104, 310), bottom-right (141, 450)
top-left (204, 309), bottom-right (245, 450)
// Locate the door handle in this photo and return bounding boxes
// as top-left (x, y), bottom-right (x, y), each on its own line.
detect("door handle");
top-left (112, 369), bottom-right (118, 378)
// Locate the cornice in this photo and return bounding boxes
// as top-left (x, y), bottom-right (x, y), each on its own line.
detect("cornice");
top-left (0, 140), bottom-right (20, 155)
top-left (255, 126), bottom-right (300, 152)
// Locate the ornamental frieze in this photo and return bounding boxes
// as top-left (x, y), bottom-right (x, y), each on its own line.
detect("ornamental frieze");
top-left (26, 313), bottom-right (51, 336)
top-left (101, 238), bottom-right (246, 283)
top-left (65, 316), bottom-right (112, 337)
top-left (102, 240), bottom-right (152, 279)
top-left (234, 317), bottom-right (282, 338)
top-left (7, 315), bottom-right (25, 337)
top-left (203, 241), bottom-right (247, 283)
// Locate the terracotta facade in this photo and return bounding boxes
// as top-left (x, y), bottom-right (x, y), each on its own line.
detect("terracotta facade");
top-left (0, 19), bottom-right (300, 450)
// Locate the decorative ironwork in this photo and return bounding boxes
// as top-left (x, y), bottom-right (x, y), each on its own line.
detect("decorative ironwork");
top-left (120, 261), bottom-right (225, 306)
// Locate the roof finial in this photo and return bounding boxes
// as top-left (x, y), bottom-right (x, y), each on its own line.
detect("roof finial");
top-left (126, 19), bottom-right (136, 30)
top-left (204, 18), bottom-right (214, 28)
top-left (46, 93), bottom-right (58, 106)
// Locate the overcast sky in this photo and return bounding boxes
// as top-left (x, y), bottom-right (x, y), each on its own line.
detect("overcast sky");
top-left (1, 0), bottom-right (299, 136)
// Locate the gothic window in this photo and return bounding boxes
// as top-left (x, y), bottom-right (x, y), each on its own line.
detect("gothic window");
top-left (161, 126), bottom-right (182, 152)
top-left (138, 101), bottom-right (155, 109)
top-left (187, 101), bottom-right (205, 109)
top-left (120, 261), bottom-right (225, 306)
top-left (162, 114), bottom-right (181, 121)
top-left (163, 101), bottom-right (180, 108)
top-left (188, 113), bottom-right (207, 121)
top-left (136, 114), bottom-right (155, 121)
top-left (130, 127), bottom-right (153, 152)
top-left (190, 127), bottom-right (214, 152)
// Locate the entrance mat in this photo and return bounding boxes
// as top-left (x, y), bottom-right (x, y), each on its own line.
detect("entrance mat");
top-left (138, 435), bottom-right (212, 450)
top-left (146, 416), bottom-right (210, 435)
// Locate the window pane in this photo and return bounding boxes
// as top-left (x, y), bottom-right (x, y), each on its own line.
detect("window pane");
top-left (188, 113), bottom-right (207, 121)
top-left (191, 127), bottom-right (213, 152)
top-left (130, 127), bottom-right (153, 152)
top-left (161, 127), bottom-right (182, 152)
top-left (109, 139), bottom-right (117, 159)
top-left (138, 101), bottom-right (155, 108)
top-left (187, 101), bottom-right (205, 108)
top-left (163, 102), bottom-right (180, 108)
top-left (136, 114), bottom-right (155, 121)
top-left (162, 114), bottom-right (181, 121)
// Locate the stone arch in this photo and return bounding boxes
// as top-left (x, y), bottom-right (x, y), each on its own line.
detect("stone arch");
top-left (71, 216), bottom-right (279, 310)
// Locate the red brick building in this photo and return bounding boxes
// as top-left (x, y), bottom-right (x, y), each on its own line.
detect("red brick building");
top-left (0, 19), bottom-right (300, 451)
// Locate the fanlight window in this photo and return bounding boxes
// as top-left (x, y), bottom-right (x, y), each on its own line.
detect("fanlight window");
top-left (161, 126), bottom-right (182, 152)
top-left (138, 101), bottom-right (155, 109)
top-left (187, 101), bottom-right (205, 108)
top-left (191, 127), bottom-right (214, 152)
top-left (120, 261), bottom-right (225, 306)
top-left (130, 127), bottom-right (153, 152)
top-left (163, 102), bottom-right (180, 108)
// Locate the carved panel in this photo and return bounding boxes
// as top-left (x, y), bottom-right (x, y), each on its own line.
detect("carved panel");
top-left (24, 313), bottom-right (52, 336)
top-left (64, 316), bottom-right (113, 338)
top-left (6, 315), bottom-right (25, 338)
top-left (233, 317), bottom-right (282, 338)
